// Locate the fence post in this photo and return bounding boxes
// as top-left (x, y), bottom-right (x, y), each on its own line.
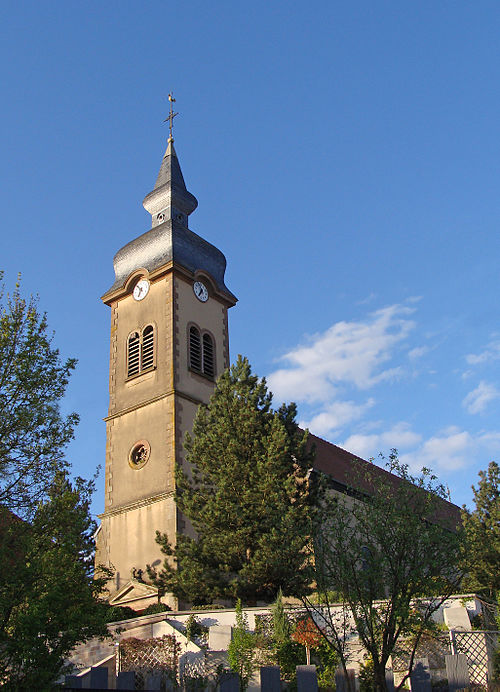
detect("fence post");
top-left (334, 667), bottom-right (346, 692)
top-left (219, 671), bottom-right (239, 692)
top-left (449, 629), bottom-right (457, 655)
top-left (90, 666), bottom-right (108, 689)
top-left (116, 671), bottom-right (136, 689)
top-left (296, 665), bottom-right (318, 692)
top-left (385, 666), bottom-right (395, 692)
top-left (445, 653), bottom-right (470, 691)
top-left (260, 665), bottom-right (281, 692)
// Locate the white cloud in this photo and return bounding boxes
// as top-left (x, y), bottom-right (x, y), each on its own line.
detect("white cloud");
top-left (267, 303), bottom-right (416, 404)
top-left (466, 336), bottom-right (500, 366)
top-left (300, 398), bottom-right (375, 438)
top-left (463, 381), bottom-right (500, 414)
top-left (341, 423), bottom-right (500, 475)
top-left (400, 426), bottom-right (474, 472)
top-left (356, 292), bottom-right (377, 305)
top-left (340, 423), bottom-right (422, 461)
top-left (408, 345), bottom-right (429, 360)
top-left (478, 431), bottom-right (500, 450)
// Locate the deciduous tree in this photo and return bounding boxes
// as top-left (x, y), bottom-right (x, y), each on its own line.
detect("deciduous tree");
top-left (0, 276), bottom-right (78, 517)
top-left (0, 471), bottom-right (110, 689)
top-left (302, 452), bottom-right (464, 692)
top-left (0, 277), bottom-right (110, 687)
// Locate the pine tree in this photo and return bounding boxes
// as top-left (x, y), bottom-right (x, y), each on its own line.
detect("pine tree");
top-left (147, 356), bottom-right (319, 604)
top-left (461, 461), bottom-right (500, 598)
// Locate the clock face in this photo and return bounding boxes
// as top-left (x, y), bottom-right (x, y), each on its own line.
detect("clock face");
top-left (193, 281), bottom-right (209, 302)
top-left (133, 279), bottom-right (150, 301)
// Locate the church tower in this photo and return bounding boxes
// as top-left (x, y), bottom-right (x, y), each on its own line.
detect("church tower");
top-left (97, 110), bottom-right (237, 608)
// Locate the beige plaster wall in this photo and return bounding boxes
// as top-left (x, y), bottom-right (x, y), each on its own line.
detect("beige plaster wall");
top-left (111, 274), bottom-right (174, 415)
top-left (174, 274), bottom-right (229, 400)
top-left (106, 397), bottom-right (175, 508)
top-left (100, 266), bottom-right (234, 600)
top-left (102, 496), bottom-right (177, 593)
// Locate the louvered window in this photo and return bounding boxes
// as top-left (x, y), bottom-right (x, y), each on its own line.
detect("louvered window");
top-left (189, 326), bottom-right (202, 372)
top-left (202, 333), bottom-right (215, 378)
top-left (189, 325), bottom-right (216, 379)
top-left (142, 325), bottom-right (154, 371)
top-left (127, 332), bottom-right (140, 377)
top-left (127, 325), bottom-right (155, 378)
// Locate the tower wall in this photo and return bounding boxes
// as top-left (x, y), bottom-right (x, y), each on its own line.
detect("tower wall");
top-left (97, 140), bottom-right (236, 608)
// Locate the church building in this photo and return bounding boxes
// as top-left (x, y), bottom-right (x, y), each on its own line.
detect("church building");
top-left (96, 105), bottom-right (460, 611)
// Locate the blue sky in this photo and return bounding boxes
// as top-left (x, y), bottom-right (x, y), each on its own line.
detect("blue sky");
top-left (1, 2), bottom-right (499, 515)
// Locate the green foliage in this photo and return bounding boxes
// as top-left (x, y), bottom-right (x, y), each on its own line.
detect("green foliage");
top-left (142, 602), bottom-right (172, 615)
top-left (315, 639), bottom-right (340, 690)
top-left (147, 356), bottom-right (319, 604)
top-left (275, 639), bottom-right (305, 683)
top-left (303, 451), bottom-right (465, 692)
top-left (0, 278), bottom-right (110, 687)
top-left (0, 470), bottom-right (110, 688)
top-left (0, 275), bottom-right (78, 518)
top-left (271, 588), bottom-right (290, 644)
top-left (461, 461), bottom-right (500, 598)
top-left (105, 605), bottom-right (140, 622)
top-left (358, 654), bottom-right (375, 692)
top-left (227, 600), bottom-right (258, 691)
top-left (185, 613), bottom-right (207, 642)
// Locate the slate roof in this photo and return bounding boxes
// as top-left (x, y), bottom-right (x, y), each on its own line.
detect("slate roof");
top-left (106, 141), bottom-right (236, 303)
top-left (310, 433), bottom-right (461, 527)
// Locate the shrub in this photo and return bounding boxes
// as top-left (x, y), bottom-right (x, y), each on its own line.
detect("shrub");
top-left (142, 602), bottom-right (172, 615)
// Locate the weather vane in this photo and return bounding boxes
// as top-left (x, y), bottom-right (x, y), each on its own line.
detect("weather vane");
top-left (164, 92), bottom-right (178, 143)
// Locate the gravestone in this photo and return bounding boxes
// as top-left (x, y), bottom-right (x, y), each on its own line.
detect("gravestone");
top-left (296, 665), bottom-right (318, 692)
top-left (260, 665), bottom-right (281, 692)
top-left (445, 653), bottom-right (470, 691)
top-left (410, 657), bottom-right (432, 692)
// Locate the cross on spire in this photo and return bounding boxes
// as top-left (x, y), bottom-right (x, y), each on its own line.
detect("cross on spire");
top-left (164, 92), bottom-right (179, 143)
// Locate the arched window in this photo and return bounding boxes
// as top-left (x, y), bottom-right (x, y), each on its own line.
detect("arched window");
top-left (127, 325), bottom-right (155, 378)
top-left (188, 325), bottom-right (216, 378)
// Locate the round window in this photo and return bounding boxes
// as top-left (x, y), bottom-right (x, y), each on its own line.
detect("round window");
top-left (128, 440), bottom-right (151, 469)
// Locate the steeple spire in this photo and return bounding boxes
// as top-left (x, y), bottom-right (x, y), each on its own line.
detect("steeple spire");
top-left (142, 95), bottom-right (198, 228)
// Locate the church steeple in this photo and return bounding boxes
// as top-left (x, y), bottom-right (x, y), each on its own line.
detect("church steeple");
top-left (142, 140), bottom-right (198, 228)
top-left (142, 94), bottom-right (198, 228)
top-left (98, 105), bottom-right (237, 609)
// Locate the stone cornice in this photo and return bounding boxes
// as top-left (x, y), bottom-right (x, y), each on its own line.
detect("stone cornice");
top-left (102, 257), bottom-right (236, 308)
top-left (98, 489), bottom-right (175, 519)
top-left (104, 388), bottom-right (204, 422)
